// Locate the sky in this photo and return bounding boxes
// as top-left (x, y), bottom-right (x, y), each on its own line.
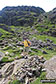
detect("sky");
top-left (0, 0), bottom-right (56, 12)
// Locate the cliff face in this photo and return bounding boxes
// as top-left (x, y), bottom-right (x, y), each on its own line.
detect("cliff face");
top-left (0, 6), bottom-right (45, 26)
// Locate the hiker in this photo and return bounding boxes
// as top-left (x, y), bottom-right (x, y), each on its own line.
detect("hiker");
top-left (22, 38), bottom-right (31, 55)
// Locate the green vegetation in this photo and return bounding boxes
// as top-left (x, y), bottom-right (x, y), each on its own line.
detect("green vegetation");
top-left (29, 34), bottom-right (56, 60)
top-left (30, 34), bottom-right (56, 44)
top-left (0, 6), bottom-right (56, 84)
top-left (35, 23), bottom-right (56, 33)
top-left (8, 80), bottom-right (22, 84)
top-left (31, 72), bottom-right (55, 84)
top-left (0, 28), bottom-right (9, 34)
top-left (1, 57), bottom-right (14, 63)
top-left (30, 47), bottom-right (56, 60)
top-left (0, 24), bottom-right (56, 84)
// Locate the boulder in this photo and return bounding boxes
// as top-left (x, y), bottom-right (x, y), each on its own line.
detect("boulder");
top-left (46, 38), bottom-right (53, 43)
top-left (44, 56), bottom-right (56, 79)
top-left (0, 33), bottom-right (3, 36)
top-left (0, 52), bottom-right (5, 61)
top-left (51, 31), bottom-right (56, 37)
top-left (0, 71), bottom-right (2, 78)
top-left (46, 46), bottom-right (53, 50)
top-left (9, 53), bottom-right (14, 57)
top-left (25, 77), bottom-right (30, 84)
top-left (0, 54), bottom-right (45, 84)
top-left (0, 43), bottom-right (4, 46)
top-left (42, 50), bottom-right (47, 54)
top-left (1, 63), bottom-right (14, 77)
top-left (5, 52), bottom-right (9, 56)
top-left (0, 40), bottom-right (3, 43)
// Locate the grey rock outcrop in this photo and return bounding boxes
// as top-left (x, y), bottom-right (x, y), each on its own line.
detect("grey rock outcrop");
top-left (0, 55), bottom-right (45, 84)
top-left (0, 52), bottom-right (5, 61)
top-left (44, 56), bottom-right (56, 79)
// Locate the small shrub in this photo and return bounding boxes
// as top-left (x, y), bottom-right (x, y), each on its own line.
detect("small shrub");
top-left (8, 80), bottom-right (21, 84)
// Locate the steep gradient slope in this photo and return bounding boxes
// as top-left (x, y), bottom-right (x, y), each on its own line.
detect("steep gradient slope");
top-left (0, 6), bottom-right (45, 26)
top-left (0, 6), bottom-right (56, 84)
top-left (34, 8), bottom-right (56, 37)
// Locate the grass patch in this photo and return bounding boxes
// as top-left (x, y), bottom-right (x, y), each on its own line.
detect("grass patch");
top-left (8, 80), bottom-right (21, 84)
top-left (30, 34), bottom-right (56, 44)
top-left (1, 57), bottom-right (14, 63)
top-left (30, 47), bottom-right (56, 60)
top-left (31, 72), bottom-right (56, 84)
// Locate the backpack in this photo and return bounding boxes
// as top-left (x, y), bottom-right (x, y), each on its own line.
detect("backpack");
top-left (26, 40), bottom-right (30, 46)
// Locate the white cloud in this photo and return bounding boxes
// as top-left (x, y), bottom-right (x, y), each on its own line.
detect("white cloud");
top-left (0, 0), bottom-right (56, 12)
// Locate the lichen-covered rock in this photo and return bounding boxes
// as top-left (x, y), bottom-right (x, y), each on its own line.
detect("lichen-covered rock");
top-left (44, 56), bottom-right (56, 79)
top-left (0, 55), bottom-right (45, 84)
top-left (0, 52), bottom-right (5, 61)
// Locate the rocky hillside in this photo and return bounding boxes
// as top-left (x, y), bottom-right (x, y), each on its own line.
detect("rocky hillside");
top-left (36, 7), bottom-right (56, 24)
top-left (0, 6), bottom-right (56, 84)
top-left (48, 8), bottom-right (56, 24)
top-left (0, 6), bottom-right (45, 26)
top-left (34, 7), bottom-right (56, 37)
